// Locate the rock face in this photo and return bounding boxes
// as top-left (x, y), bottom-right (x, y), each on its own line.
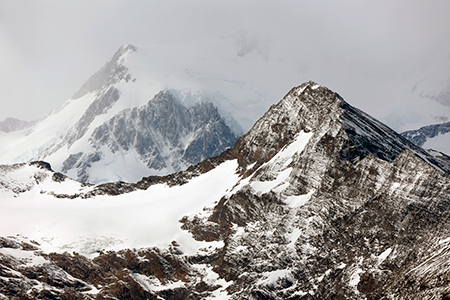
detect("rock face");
top-left (88, 91), bottom-right (236, 173)
top-left (56, 90), bottom-right (237, 183)
top-left (2, 81), bottom-right (450, 299)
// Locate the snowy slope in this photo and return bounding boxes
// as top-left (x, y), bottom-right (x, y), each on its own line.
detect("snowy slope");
top-left (0, 159), bottom-right (239, 255)
top-left (423, 132), bottom-right (450, 154)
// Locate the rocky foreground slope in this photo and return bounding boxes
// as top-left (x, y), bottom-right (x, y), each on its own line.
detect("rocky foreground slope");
top-left (2, 81), bottom-right (450, 299)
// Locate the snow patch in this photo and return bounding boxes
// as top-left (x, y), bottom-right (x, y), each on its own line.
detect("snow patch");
top-left (376, 247), bottom-right (392, 266)
top-left (349, 267), bottom-right (363, 287)
top-left (257, 269), bottom-right (293, 286)
top-left (0, 247), bottom-right (48, 267)
top-left (423, 131), bottom-right (450, 155)
top-left (285, 189), bottom-right (315, 208)
top-left (131, 272), bottom-right (185, 292)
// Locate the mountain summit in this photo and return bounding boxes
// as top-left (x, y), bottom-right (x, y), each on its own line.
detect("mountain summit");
top-left (1, 82), bottom-right (450, 299)
top-left (72, 44), bottom-right (138, 100)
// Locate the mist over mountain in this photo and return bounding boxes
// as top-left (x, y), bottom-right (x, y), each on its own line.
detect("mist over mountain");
top-left (1, 82), bottom-right (450, 299)
top-left (0, 45), bottom-right (238, 184)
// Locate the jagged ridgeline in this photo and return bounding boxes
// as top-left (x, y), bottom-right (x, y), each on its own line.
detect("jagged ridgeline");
top-left (1, 81), bottom-right (450, 299)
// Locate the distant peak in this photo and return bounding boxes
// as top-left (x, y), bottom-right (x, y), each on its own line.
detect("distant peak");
top-left (72, 44), bottom-right (137, 99)
top-left (117, 44), bottom-right (138, 55)
top-left (109, 44), bottom-right (138, 65)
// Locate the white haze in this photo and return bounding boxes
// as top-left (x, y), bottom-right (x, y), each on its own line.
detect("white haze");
top-left (0, 0), bottom-right (450, 131)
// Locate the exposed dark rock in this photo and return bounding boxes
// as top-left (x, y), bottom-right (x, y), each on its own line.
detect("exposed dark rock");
top-left (29, 161), bottom-right (53, 171)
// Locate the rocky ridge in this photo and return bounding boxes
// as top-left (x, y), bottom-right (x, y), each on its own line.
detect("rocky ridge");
top-left (2, 81), bottom-right (450, 299)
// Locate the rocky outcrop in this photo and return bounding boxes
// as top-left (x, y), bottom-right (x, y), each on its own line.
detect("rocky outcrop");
top-left (0, 236), bottom-right (216, 300)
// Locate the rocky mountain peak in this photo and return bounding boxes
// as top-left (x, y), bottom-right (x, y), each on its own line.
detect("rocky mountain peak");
top-left (232, 81), bottom-right (338, 170)
top-left (72, 44), bottom-right (137, 99)
top-left (232, 81), bottom-right (450, 176)
top-left (116, 44), bottom-right (138, 56)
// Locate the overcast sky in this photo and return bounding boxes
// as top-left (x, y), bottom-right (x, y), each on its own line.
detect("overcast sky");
top-left (1, 0), bottom-right (450, 128)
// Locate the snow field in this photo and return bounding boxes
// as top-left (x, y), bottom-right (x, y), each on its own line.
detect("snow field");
top-left (423, 131), bottom-right (450, 154)
top-left (0, 159), bottom-right (241, 255)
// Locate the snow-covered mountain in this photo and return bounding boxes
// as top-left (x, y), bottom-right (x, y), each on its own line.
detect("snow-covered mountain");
top-left (401, 121), bottom-right (450, 156)
top-left (0, 45), bottom-right (238, 183)
top-left (1, 81), bottom-right (450, 299)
